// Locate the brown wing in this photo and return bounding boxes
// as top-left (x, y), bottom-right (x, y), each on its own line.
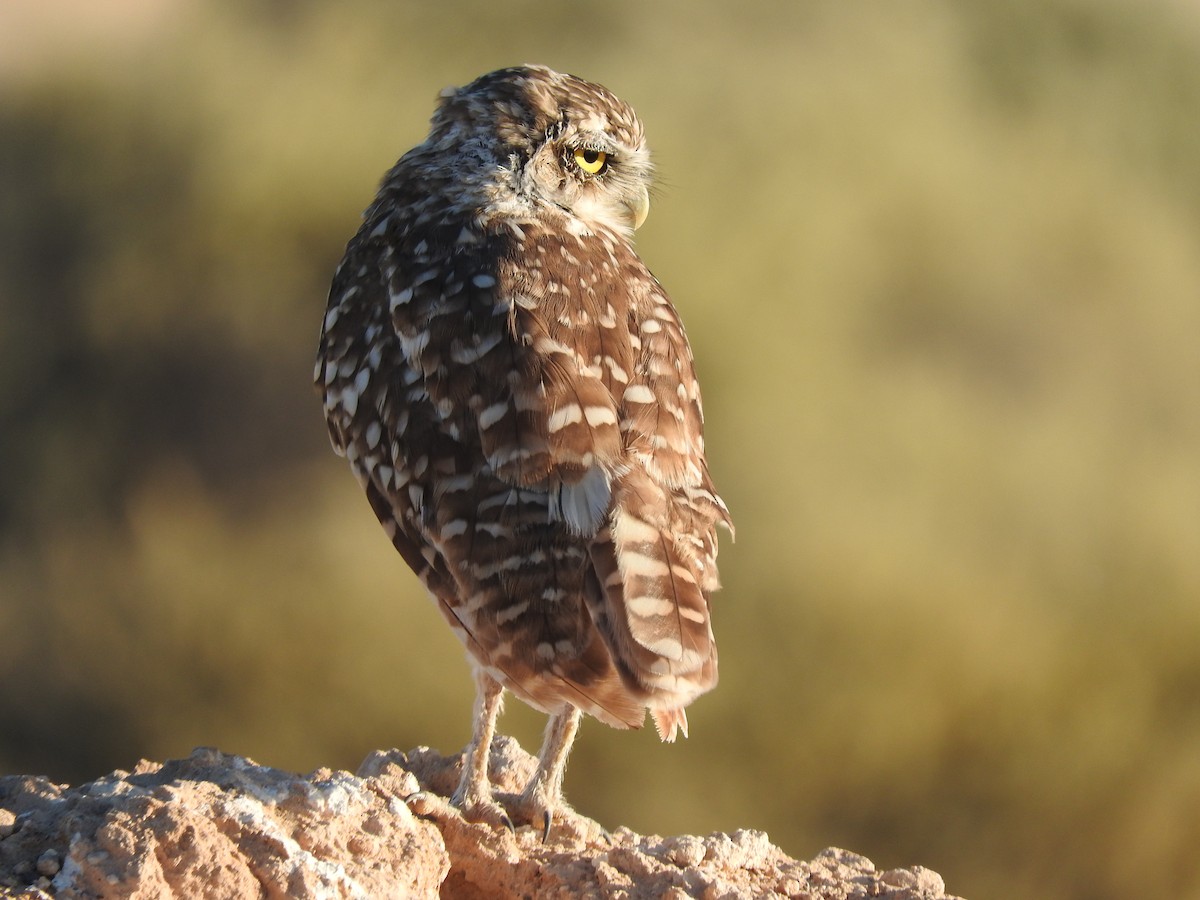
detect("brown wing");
top-left (318, 200), bottom-right (648, 729)
top-left (584, 269), bottom-right (732, 739)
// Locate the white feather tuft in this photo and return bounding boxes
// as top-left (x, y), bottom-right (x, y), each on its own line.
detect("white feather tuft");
top-left (550, 466), bottom-right (612, 536)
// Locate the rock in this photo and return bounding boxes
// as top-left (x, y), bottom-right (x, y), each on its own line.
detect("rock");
top-left (0, 748), bottom-right (446, 899)
top-left (0, 738), bottom-right (964, 899)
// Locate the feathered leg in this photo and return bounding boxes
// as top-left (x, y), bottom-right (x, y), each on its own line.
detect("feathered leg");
top-left (509, 706), bottom-right (584, 841)
top-left (450, 668), bottom-right (512, 829)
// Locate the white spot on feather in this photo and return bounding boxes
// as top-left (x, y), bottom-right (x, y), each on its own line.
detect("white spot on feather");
top-left (496, 601), bottom-right (529, 624)
top-left (398, 330), bottom-right (429, 361)
top-left (479, 402), bottom-right (509, 430)
top-left (583, 405), bottom-right (617, 427)
top-left (643, 635), bottom-right (685, 661)
top-left (365, 421), bottom-right (382, 449)
top-left (547, 403), bottom-right (583, 432)
top-left (604, 356), bottom-right (629, 382)
top-left (627, 594), bottom-right (675, 617)
top-left (441, 519), bottom-right (468, 538)
top-left (389, 286), bottom-right (414, 310)
top-left (368, 216), bottom-right (391, 239)
top-left (620, 550), bottom-right (671, 579)
top-left (612, 512), bottom-right (659, 545)
top-left (624, 384), bottom-right (656, 405)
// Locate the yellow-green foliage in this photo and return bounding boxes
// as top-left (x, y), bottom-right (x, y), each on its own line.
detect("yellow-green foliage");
top-left (2, 2), bottom-right (1198, 898)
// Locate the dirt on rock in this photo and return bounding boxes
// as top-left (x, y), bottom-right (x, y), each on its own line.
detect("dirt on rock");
top-left (0, 738), bottom-right (962, 899)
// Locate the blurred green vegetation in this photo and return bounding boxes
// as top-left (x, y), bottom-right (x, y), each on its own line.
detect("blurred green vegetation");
top-left (2, 1), bottom-right (1199, 898)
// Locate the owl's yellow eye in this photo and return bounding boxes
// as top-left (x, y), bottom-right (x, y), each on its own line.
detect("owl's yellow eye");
top-left (573, 147), bottom-right (608, 175)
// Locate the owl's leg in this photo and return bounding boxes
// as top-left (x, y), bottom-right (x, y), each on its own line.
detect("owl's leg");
top-left (510, 706), bottom-right (585, 842)
top-left (450, 668), bottom-right (512, 830)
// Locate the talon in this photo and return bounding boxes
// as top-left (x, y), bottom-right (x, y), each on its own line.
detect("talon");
top-left (457, 800), bottom-right (515, 832)
top-left (541, 809), bottom-right (553, 843)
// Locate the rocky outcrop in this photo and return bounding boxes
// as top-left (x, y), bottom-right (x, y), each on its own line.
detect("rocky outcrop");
top-left (0, 738), bottom-right (961, 899)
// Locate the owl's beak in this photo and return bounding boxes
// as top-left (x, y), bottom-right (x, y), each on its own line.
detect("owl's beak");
top-left (627, 186), bottom-right (650, 231)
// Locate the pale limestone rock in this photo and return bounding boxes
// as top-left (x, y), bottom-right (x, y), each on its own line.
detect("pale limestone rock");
top-left (0, 738), bottom-right (963, 899)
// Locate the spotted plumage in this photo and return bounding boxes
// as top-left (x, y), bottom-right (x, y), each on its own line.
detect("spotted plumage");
top-left (316, 65), bottom-right (730, 834)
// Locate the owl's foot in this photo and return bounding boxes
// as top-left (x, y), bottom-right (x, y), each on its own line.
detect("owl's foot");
top-left (408, 786), bottom-right (516, 834)
top-left (451, 783), bottom-right (515, 833)
top-left (410, 785), bottom-right (600, 843)
top-left (429, 669), bottom-right (514, 832)
top-left (498, 786), bottom-right (603, 844)
top-left (494, 706), bottom-right (606, 844)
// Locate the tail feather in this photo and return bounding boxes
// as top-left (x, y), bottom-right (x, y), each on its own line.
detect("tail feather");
top-left (584, 467), bottom-right (722, 722)
top-left (651, 708), bottom-right (689, 743)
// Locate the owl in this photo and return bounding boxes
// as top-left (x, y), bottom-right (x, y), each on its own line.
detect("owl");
top-left (316, 65), bottom-right (731, 838)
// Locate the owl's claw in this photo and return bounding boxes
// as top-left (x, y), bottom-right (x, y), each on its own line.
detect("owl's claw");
top-left (410, 786), bottom-right (516, 835)
top-left (462, 799), bottom-right (516, 833)
top-left (450, 786), bottom-right (516, 833)
top-left (497, 790), bottom-right (599, 844)
top-left (411, 785), bottom-right (600, 843)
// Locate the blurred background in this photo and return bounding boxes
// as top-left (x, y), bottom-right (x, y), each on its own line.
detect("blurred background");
top-left (2, 1), bottom-right (1198, 897)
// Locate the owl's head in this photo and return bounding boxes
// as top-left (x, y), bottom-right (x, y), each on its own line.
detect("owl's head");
top-left (431, 65), bottom-right (652, 238)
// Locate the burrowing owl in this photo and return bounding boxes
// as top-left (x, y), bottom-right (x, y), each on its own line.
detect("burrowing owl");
top-left (316, 65), bottom-right (730, 836)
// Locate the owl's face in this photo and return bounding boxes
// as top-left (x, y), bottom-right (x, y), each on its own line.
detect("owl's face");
top-left (429, 65), bottom-right (653, 238)
top-left (518, 109), bottom-right (651, 238)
